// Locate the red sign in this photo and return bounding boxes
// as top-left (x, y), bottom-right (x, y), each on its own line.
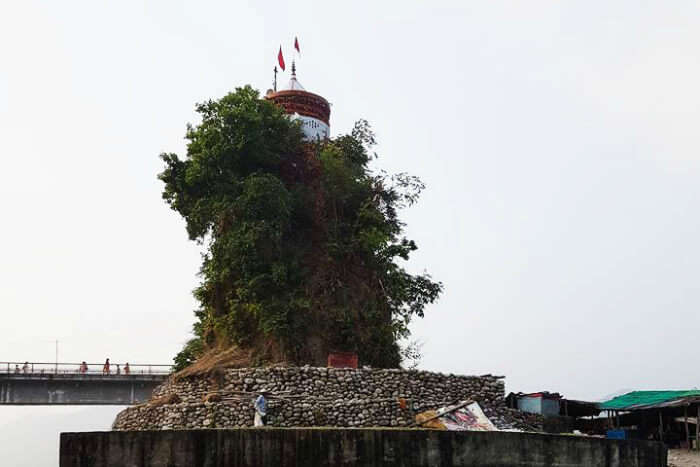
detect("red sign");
top-left (327, 352), bottom-right (358, 369)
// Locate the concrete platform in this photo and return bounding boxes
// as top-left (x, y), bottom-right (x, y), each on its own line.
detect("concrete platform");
top-left (60, 428), bottom-right (667, 466)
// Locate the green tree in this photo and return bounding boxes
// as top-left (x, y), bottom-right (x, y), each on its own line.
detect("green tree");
top-left (160, 86), bottom-right (441, 369)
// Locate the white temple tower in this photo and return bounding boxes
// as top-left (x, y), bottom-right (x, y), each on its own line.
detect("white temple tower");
top-left (266, 63), bottom-right (330, 141)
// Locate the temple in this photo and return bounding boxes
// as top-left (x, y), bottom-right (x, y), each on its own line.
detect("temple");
top-left (266, 62), bottom-right (330, 141)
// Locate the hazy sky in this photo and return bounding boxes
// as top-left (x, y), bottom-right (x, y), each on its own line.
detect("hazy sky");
top-left (2, 4), bottom-right (700, 458)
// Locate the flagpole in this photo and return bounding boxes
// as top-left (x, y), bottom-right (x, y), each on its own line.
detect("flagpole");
top-left (293, 37), bottom-right (300, 75)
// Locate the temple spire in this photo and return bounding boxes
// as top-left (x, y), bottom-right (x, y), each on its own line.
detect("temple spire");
top-left (265, 40), bottom-right (330, 140)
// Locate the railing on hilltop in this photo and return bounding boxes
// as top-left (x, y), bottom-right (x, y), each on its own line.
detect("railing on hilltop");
top-left (0, 361), bottom-right (172, 376)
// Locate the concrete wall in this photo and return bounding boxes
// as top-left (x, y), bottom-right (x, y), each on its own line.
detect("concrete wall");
top-left (60, 428), bottom-right (667, 467)
top-left (0, 374), bottom-right (165, 405)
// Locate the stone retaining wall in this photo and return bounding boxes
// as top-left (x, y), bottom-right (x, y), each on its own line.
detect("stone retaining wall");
top-left (113, 367), bottom-right (524, 430)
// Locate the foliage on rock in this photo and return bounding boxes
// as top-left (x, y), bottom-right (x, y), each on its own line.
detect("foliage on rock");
top-left (160, 86), bottom-right (441, 369)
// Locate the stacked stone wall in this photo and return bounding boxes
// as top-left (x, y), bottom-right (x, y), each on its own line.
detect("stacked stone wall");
top-left (114, 367), bottom-right (520, 431)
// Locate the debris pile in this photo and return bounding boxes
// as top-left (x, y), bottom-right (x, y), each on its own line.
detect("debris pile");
top-left (414, 400), bottom-right (498, 431)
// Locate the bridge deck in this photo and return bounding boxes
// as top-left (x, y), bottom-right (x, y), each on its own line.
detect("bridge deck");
top-left (1, 373), bottom-right (168, 381)
top-left (0, 361), bottom-right (171, 405)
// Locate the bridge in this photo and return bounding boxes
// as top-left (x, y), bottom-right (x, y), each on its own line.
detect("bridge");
top-left (0, 361), bottom-right (171, 405)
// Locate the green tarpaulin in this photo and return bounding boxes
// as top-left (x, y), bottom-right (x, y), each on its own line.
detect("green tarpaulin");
top-left (601, 390), bottom-right (700, 410)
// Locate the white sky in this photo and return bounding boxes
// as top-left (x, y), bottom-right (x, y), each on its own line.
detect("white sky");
top-left (2, 6), bottom-right (700, 455)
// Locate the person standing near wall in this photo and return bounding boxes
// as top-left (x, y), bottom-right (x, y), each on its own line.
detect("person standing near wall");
top-left (254, 394), bottom-right (267, 427)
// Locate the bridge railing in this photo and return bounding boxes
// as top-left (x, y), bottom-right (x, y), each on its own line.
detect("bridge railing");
top-left (0, 361), bottom-right (172, 376)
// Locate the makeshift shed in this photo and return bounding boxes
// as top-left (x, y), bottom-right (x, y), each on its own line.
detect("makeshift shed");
top-left (507, 392), bottom-right (600, 417)
top-left (511, 392), bottom-right (562, 416)
top-left (561, 399), bottom-right (601, 418)
top-left (506, 392), bottom-right (602, 434)
top-left (600, 390), bottom-right (700, 449)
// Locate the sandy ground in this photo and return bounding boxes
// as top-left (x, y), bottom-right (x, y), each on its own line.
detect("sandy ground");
top-left (668, 449), bottom-right (700, 467)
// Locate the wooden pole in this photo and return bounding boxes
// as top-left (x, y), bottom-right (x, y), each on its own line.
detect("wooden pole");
top-left (685, 405), bottom-right (690, 450)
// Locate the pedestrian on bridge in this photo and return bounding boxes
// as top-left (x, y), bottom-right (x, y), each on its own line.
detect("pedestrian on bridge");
top-left (124, 363), bottom-right (130, 375)
top-left (103, 358), bottom-right (110, 375)
top-left (79, 362), bottom-right (88, 374)
top-left (22, 362), bottom-right (29, 374)
top-left (116, 364), bottom-right (121, 375)
top-left (14, 365), bottom-right (20, 374)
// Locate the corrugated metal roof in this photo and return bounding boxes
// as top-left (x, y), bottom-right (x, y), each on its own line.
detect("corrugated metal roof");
top-left (600, 390), bottom-right (700, 410)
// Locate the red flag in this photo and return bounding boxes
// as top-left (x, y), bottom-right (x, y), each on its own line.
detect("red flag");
top-left (278, 46), bottom-right (285, 71)
top-left (294, 37), bottom-right (300, 54)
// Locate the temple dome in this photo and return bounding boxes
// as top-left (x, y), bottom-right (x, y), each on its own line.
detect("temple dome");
top-left (265, 68), bottom-right (330, 140)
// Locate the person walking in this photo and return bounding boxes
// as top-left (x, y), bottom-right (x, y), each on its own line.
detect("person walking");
top-left (116, 364), bottom-right (121, 375)
top-left (22, 362), bottom-right (29, 374)
top-left (102, 358), bottom-right (110, 375)
top-left (253, 393), bottom-right (268, 427)
top-left (14, 365), bottom-right (20, 374)
top-left (124, 363), bottom-right (130, 375)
